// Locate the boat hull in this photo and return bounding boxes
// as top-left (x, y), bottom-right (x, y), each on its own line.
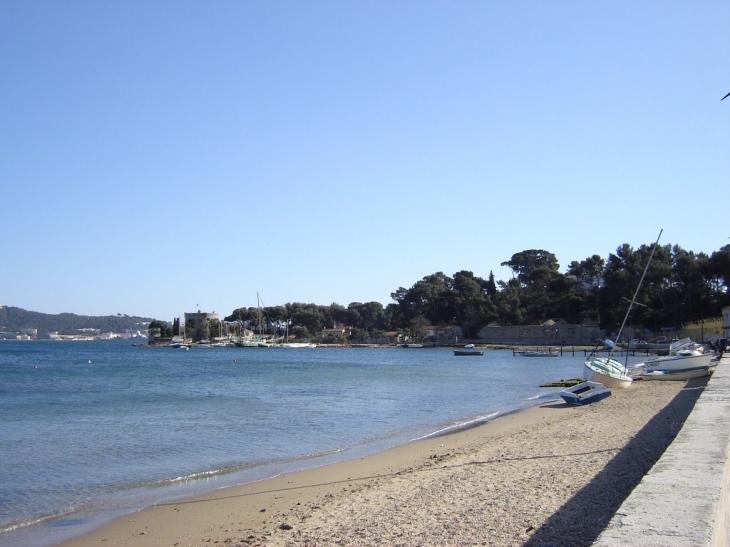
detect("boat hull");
top-left (560, 381), bottom-right (612, 405)
top-left (639, 365), bottom-right (712, 381)
top-left (453, 349), bottom-right (484, 356)
top-left (583, 357), bottom-right (633, 389)
top-left (643, 352), bottom-right (714, 372)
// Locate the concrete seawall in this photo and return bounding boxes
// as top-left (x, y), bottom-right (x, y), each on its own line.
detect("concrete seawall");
top-left (594, 353), bottom-right (730, 546)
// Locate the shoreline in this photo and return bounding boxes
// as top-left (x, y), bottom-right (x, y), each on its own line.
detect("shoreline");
top-left (56, 378), bottom-right (702, 547)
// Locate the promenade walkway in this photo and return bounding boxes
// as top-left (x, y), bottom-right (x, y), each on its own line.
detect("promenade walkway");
top-left (594, 352), bottom-right (730, 546)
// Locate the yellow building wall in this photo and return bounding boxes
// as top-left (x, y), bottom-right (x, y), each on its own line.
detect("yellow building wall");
top-left (679, 318), bottom-right (722, 342)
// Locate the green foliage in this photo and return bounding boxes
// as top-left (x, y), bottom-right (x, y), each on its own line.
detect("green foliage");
top-left (7, 241), bottom-right (729, 344)
top-left (148, 319), bottom-right (172, 337)
top-left (221, 239), bottom-right (729, 341)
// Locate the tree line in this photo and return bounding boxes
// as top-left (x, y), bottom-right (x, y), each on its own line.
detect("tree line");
top-left (213, 242), bottom-right (730, 342)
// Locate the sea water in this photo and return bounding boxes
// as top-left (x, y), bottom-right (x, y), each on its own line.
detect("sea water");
top-left (0, 340), bottom-right (591, 546)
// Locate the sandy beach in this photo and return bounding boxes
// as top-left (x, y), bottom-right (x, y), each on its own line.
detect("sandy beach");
top-left (60, 378), bottom-right (705, 547)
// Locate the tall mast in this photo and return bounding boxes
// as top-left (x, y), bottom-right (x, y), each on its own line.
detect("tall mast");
top-left (610, 229), bottom-right (663, 358)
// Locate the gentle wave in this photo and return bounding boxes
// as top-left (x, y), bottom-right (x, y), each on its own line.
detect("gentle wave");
top-left (416, 410), bottom-right (502, 440)
top-left (0, 503), bottom-right (92, 534)
top-left (156, 469), bottom-right (224, 486)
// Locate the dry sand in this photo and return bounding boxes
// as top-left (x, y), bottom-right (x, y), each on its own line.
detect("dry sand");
top-left (60, 378), bottom-right (705, 547)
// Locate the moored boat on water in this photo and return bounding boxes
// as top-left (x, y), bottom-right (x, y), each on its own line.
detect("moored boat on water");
top-left (453, 344), bottom-right (483, 356)
top-left (234, 338), bottom-right (260, 347)
top-left (523, 350), bottom-right (559, 357)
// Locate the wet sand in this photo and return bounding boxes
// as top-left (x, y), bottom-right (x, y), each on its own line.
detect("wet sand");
top-left (60, 378), bottom-right (703, 547)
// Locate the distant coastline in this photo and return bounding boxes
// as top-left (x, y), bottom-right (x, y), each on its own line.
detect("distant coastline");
top-left (0, 305), bottom-right (153, 339)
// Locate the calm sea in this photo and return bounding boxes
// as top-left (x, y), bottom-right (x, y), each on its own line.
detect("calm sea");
top-left (0, 340), bottom-right (594, 546)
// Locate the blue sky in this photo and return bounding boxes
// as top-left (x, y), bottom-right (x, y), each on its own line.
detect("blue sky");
top-left (2, 1), bottom-right (728, 321)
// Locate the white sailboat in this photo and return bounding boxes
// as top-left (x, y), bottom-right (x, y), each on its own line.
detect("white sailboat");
top-left (583, 230), bottom-right (663, 389)
top-left (234, 293), bottom-right (271, 347)
top-left (273, 308), bottom-right (316, 348)
top-left (583, 351), bottom-right (634, 389)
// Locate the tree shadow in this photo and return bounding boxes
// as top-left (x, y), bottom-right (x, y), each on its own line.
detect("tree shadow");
top-left (522, 377), bottom-right (708, 547)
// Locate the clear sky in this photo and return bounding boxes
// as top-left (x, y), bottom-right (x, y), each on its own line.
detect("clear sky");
top-left (2, 1), bottom-right (728, 322)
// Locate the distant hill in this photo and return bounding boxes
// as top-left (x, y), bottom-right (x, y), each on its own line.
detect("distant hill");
top-left (0, 306), bottom-right (156, 335)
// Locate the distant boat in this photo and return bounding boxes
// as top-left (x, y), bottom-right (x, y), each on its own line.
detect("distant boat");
top-left (402, 344), bottom-right (424, 348)
top-left (560, 381), bottom-right (611, 406)
top-left (234, 292), bottom-right (274, 348)
top-left (454, 344), bottom-right (483, 356)
top-left (277, 320), bottom-right (316, 348)
top-left (234, 339), bottom-right (260, 348)
top-left (523, 350), bottom-right (559, 357)
top-left (169, 343), bottom-right (189, 350)
top-left (628, 339), bottom-right (649, 350)
top-left (168, 342), bottom-right (188, 349)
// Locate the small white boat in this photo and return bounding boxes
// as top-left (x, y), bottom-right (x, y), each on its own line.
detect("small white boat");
top-left (169, 342), bottom-right (189, 350)
top-left (453, 344), bottom-right (483, 356)
top-left (628, 339), bottom-right (649, 350)
top-left (641, 345), bottom-right (714, 372)
top-left (560, 381), bottom-right (611, 405)
top-left (639, 365), bottom-right (713, 381)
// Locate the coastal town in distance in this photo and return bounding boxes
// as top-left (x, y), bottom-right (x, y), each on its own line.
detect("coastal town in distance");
top-left (2, 305), bottom-right (729, 353)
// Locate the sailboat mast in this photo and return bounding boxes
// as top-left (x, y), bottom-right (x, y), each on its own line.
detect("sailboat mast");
top-left (257, 292), bottom-right (261, 336)
top-left (610, 229), bottom-right (663, 357)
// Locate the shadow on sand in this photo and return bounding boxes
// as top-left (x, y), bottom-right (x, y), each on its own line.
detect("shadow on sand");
top-left (522, 376), bottom-right (709, 547)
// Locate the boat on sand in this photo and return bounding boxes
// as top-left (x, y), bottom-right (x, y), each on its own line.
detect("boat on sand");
top-left (638, 365), bottom-right (713, 381)
top-left (584, 229), bottom-right (663, 389)
top-left (560, 381), bottom-right (612, 405)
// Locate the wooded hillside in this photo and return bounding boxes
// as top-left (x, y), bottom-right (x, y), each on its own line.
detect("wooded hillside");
top-left (0, 306), bottom-right (153, 335)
